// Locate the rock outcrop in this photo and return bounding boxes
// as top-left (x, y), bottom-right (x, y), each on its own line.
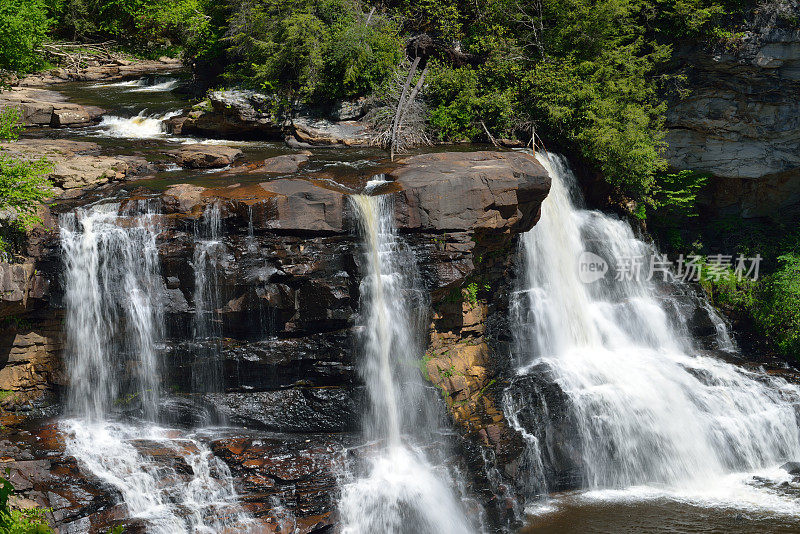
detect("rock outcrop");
top-left (665, 12), bottom-right (800, 218)
top-left (177, 90), bottom-right (372, 145)
top-left (0, 139), bottom-right (149, 194)
top-left (0, 87), bottom-right (103, 128)
top-left (18, 57), bottom-right (182, 87)
top-left (3, 150), bottom-right (551, 531)
top-left (170, 144), bottom-right (243, 169)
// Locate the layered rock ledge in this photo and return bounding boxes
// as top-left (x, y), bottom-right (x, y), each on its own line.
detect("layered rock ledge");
top-left (172, 90), bottom-right (372, 146)
top-left (665, 25), bottom-right (800, 218)
top-left (3, 150), bottom-right (550, 531)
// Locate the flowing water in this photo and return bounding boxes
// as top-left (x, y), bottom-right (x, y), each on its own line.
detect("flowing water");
top-left (61, 202), bottom-right (163, 421)
top-left (59, 203), bottom-right (256, 533)
top-left (339, 193), bottom-right (480, 534)
top-left (191, 203), bottom-right (225, 398)
top-left (509, 153), bottom-right (800, 530)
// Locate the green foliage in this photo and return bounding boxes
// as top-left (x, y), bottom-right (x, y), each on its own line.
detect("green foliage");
top-left (0, 107), bottom-right (53, 254)
top-left (753, 254), bottom-right (800, 358)
top-left (0, 472), bottom-right (52, 533)
top-left (701, 253), bottom-right (800, 361)
top-left (648, 170), bottom-right (710, 248)
top-left (650, 170), bottom-right (710, 218)
top-left (0, 108), bottom-right (23, 142)
top-left (0, 0), bottom-right (50, 73)
top-left (46, 0), bottom-right (202, 53)
top-left (223, 0), bottom-right (403, 102)
top-left (396, 0), bottom-right (464, 42)
top-left (0, 156), bottom-right (53, 230)
top-left (426, 61), bottom-right (518, 141)
top-left (463, 281), bottom-right (491, 305)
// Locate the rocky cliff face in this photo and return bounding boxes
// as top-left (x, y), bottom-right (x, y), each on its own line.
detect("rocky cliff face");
top-left (664, 5), bottom-right (800, 218)
top-left (1, 150), bottom-right (550, 531)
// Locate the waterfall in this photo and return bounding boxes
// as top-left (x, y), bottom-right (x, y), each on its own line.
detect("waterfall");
top-left (508, 152), bottom-right (800, 511)
top-left (61, 203), bottom-right (163, 420)
top-left (59, 203), bottom-right (257, 533)
top-left (339, 193), bottom-right (479, 534)
top-left (191, 203), bottom-right (224, 397)
top-left (97, 110), bottom-right (181, 139)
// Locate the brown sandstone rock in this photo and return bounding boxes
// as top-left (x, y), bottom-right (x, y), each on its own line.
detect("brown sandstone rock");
top-left (171, 144), bottom-right (243, 169)
top-left (162, 184), bottom-right (208, 215)
top-left (258, 179), bottom-right (345, 233)
top-left (260, 153), bottom-right (310, 174)
top-left (389, 151), bottom-right (550, 232)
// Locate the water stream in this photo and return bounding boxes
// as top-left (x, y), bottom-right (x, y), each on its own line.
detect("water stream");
top-left (510, 153), bottom-right (800, 529)
top-left (339, 193), bottom-right (479, 534)
top-left (191, 203), bottom-right (225, 399)
top-left (59, 203), bottom-right (256, 533)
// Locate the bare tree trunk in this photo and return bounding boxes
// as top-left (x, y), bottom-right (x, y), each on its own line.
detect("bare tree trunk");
top-left (390, 56), bottom-right (421, 161)
top-left (481, 121), bottom-right (499, 147)
top-left (394, 65), bottom-right (428, 154)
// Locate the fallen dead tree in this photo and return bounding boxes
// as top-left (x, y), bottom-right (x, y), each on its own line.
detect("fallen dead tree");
top-left (37, 41), bottom-right (123, 72)
top-left (366, 57), bottom-right (432, 161)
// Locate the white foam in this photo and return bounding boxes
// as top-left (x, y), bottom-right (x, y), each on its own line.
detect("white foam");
top-left (96, 110), bottom-right (181, 139)
top-left (62, 419), bottom-right (259, 533)
top-left (131, 79), bottom-right (180, 92)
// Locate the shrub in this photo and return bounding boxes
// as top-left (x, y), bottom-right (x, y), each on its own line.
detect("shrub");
top-left (753, 254), bottom-right (800, 359)
top-left (701, 252), bottom-right (800, 362)
top-left (0, 472), bottom-right (52, 533)
top-left (0, 0), bottom-right (50, 73)
top-left (0, 107), bottom-right (53, 255)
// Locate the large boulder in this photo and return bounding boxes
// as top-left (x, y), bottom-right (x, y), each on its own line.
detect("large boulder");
top-left (171, 144), bottom-right (243, 169)
top-left (260, 153), bottom-right (311, 173)
top-left (180, 90), bottom-right (284, 138)
top-left (177, 89), bottom-right (373, 145)
top-left (290, 117), bottom-right (371, 147)
top-left (388, 151), bottom-right (550, 232)
top-left (218, 153), bottom-right (312, 177)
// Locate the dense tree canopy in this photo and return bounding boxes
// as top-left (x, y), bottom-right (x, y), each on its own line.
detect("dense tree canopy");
top-left (0, 0), bottom-right (748, 205)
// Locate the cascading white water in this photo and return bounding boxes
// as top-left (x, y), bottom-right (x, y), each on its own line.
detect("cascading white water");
top-left (509, 152), bottom-right (800, 512)
top-left (59, 203), bottom-right (257, 533)
top-left (61, 203), bottom-right (163, 420)
top-left (339, 194), bottom-right (479, 534)
top-left (192, 203), bottom-right (224, 397)
top-left (97, 110), bottom-right (181, 139)
top-left (62, 420), bottom-right (257, 534)
top-left (131, 79), bottom-right (180, 92)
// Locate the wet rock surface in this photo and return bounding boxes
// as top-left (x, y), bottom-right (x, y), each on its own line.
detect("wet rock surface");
top-left (0, 139), bottom-right (149, 194)
top-left (0, 415), bottom-right (351, 533)
top-left (4, 149), bottom-right (552, 530)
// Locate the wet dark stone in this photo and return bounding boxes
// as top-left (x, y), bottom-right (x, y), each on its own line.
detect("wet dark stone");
top-left (208, 387), bottom-right (362, 433)
top-left (782, 462), bottom-right (800, 475)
